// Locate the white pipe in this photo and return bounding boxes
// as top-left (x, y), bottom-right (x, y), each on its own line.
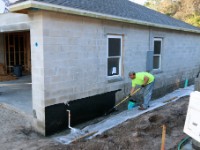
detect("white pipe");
top-left (67, 110), bottom-right (73, 129)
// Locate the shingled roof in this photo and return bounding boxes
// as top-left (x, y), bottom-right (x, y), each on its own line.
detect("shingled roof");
top-left (10, 0), bottom-right (200, 33)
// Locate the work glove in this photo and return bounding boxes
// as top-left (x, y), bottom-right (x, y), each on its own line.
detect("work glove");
top-left (141, 84), bottom-right (146, 88)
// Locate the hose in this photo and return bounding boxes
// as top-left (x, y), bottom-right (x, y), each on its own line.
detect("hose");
top-left (178, 136), bottom-right (190, 150)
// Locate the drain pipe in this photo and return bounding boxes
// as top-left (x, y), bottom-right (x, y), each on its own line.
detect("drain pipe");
top-left (67, 110), bottom-right (73, 129)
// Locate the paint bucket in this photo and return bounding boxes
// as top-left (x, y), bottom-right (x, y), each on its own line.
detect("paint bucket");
top-left (128, 100), bottom-right (136, 110)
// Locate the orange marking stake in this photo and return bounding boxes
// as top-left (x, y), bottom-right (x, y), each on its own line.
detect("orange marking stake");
top-left (161, 125), bottom-right (166, 150)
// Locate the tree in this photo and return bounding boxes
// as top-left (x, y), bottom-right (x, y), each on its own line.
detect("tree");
top-left (144, 0), bottom-right (200, 27)
top-left (145, 0), bottom-right (162, 11)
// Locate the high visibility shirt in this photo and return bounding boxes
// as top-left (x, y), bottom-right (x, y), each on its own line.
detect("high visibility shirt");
top-left (132, 72), bottom-right (155, 88)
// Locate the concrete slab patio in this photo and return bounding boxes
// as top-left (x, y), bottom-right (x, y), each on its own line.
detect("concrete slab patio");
top-left (0, 75), bottom-right (32, 114)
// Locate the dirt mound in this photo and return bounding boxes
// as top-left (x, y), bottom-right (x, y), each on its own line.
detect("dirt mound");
top-left (0, 104), bottom-right (54, 150)
top-left (0, 75), bottom-right (17, 82)
top-left (43, 96), bottom-right (189, 150)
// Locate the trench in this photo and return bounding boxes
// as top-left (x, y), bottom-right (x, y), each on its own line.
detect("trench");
top-left (54, 85), bottom-right (193, 145)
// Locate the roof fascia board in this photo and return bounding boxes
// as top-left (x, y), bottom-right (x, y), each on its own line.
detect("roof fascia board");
top-left (9, 0), bottom-right (32, 11)
top-left (9, 0), bottom-right (200, 34)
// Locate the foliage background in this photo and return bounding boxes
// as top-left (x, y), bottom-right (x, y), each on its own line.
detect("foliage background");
top-left (145, 0), bottom-right (200, 27)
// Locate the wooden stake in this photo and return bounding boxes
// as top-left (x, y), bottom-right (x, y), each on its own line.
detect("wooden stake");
top-left (163, 96), bottom-right (178, 103)
top-left (161, 125), bottom-right (166, 150)
top-left (71, 131), bottom-right (97, 143)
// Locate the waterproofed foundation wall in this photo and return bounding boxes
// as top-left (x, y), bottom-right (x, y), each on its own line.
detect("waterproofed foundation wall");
top-left (29, 10), bottom-right (200, 135)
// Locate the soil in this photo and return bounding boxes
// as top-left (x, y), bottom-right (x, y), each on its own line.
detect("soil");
top-left (0, 97), bottom-right (189, 150)
top-left (0, 75), bottom-right (17, 82)
top-left (0, 104), bottom-right (54, 150)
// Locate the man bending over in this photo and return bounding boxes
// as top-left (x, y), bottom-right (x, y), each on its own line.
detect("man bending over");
top-left (129, 71), bottom-right (155, 110)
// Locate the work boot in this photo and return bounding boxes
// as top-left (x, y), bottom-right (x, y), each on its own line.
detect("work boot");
top-left (138, 105), bottom-right (147, 110)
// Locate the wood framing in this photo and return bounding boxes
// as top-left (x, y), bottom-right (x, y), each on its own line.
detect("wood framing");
top-left (4, 31), bottom-right (31, 74)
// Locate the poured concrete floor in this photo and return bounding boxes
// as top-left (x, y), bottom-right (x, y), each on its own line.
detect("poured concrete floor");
top-left (0, 75), bottom-right (32, 114)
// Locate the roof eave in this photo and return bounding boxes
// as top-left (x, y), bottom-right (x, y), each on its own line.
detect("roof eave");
top-left (9, 0), bottom-right (200, 34)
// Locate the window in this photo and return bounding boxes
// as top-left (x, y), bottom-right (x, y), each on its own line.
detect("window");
top-left (153, 38), bottom-right (162, 70)
top-left (107, 35), bottom-right (122, 77)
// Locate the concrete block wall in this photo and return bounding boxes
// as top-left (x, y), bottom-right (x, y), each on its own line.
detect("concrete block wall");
top-left (29, 11), bottom-right (46, 135)
top-left (41, 11), bottom-right (200, 104)
top-left (150, 29), bottom-right (200, 90)
top-left (41, 11), bottom-right (150, 106)
top-left (0, 34), bottom-right (4, 64)
top-left (42, 12), bottom-right (106, 105)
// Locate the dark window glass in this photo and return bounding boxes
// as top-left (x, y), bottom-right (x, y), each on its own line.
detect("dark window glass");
top-left (108, 38), bottom-right (121, 56)
top-left (108, 58), bottom-right (120, 76)
top-left (153, 56), bottom-right (160, 69)
top-left (154, 40), bottom-right (161, 54)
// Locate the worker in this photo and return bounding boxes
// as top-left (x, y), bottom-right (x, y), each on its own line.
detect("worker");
top-left (129, 71), bottom-right (155, 110)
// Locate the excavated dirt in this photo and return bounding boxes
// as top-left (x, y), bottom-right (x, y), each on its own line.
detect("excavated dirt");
top-left (0, 96), bottom-right (189, 150)
top-left (44, 96), bottom-right (189, 150)
top-left (0, 75), bottom-right (17, 82)
top-left (0, 104), bottom-right (54, 150)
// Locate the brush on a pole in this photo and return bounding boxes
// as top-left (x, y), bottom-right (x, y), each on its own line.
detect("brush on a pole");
top-left (105, 88), bottom-right (141, 115)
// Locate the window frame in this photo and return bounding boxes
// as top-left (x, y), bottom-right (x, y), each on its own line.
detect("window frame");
top-left (107, 35), bottom-right (122, 78)
top-left (153, 38), bottom-right (162, 70)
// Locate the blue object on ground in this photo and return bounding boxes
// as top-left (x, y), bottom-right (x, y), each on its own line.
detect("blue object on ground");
top-left (184, 79), bottom-right (188, 88)
top-left (128, 101), bottom-right (136, 110)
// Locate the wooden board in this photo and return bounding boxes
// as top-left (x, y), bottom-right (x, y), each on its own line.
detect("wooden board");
top-left (0, 64), bottom-right (6, 75)
top-left (71, 131), bottom-right (98, 143)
